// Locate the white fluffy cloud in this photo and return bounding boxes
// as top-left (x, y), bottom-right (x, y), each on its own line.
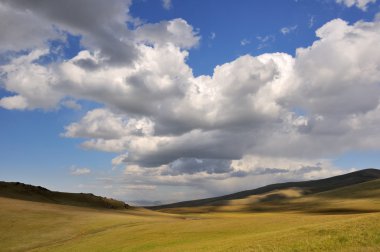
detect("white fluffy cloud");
top-left (64, 108), bottom-right (154, 140)
top-left (1, 1), bottom-right (380, 202)
top-left (336, 0), bottom-right (377, 10)
top-left (59, 17), bottom-right (380, 174)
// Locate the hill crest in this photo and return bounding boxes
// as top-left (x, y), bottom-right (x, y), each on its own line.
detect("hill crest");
top-left (0, 181), bottom-right (129, 210)
top-left (150, 168), bottom-right (380, 210)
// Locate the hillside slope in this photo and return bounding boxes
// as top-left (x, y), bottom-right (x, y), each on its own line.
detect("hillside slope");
top-left (150, 168), bottom-right (380, 210)
top-left (2, 191), bottom-right (380, 251)
top-left (0, 181), bottom-right (129, 209)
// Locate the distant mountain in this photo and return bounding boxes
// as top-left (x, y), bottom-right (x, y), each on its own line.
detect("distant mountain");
top-left (0, 181), bottom-right (129, 209)
top-left (131, 200), bottom-right (164, 206)
top-left (150, 168), bottom-right (380, 210)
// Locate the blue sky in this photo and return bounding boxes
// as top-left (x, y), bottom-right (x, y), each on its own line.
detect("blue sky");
top-left (1, 0), bottom-right (380, 205)
top-left (132, 0), bottom-right (379, 75)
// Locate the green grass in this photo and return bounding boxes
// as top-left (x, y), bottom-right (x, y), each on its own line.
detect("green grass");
top-left (2, 179), bottom-right (380, 251)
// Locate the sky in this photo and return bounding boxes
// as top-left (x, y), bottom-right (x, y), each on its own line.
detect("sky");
top-left (1, 0), bottom-right (380, 206)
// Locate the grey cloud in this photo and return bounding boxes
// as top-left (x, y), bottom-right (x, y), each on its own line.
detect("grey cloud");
top-left (0, 2), bottom-right (59, 52)
top-left (232, 166), bottom-right (322, 178)
top-left (125, 130), bottom-right (252, 168)
top-left (161, 158), bottom-right (232, 175)
top-left (73, 58), bottom-right (99, 71)
top-left (0, 0), bottom-right (138, 65)
top-left (135, 18), bottom-right (200, 49)
top-left (130, 200), bottom-right (163, 206)
top-left (252, 167), bottom-right (289, 175)
top-left (95, 160), bottom-right (341, 203)
top-left (296, 165), bottom-right (322, 174)
top-left (230, 170), bottom-right (249, 178)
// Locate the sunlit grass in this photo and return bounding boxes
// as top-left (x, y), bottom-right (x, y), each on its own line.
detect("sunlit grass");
top-left (1, 180), bottom-right (380, 251)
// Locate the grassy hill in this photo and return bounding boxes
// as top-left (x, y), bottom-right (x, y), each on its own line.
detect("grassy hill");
top-left (1, 177), bottom-right (380, 251)
top-left (156, 177), bottom-right (380, 215)
top-left (0, 181), bottom-right (129, 209)
top-left (2, 169), bottom-right (380, 251)
top-left (150, 168), bottom-right (380, 210)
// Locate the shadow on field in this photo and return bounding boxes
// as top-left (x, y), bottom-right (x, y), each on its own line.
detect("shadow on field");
top-left (159, 184), bottom-right (380, 215)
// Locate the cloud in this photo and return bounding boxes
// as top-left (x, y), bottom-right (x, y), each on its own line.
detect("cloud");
top-left (0, 2), bottom-right (60, 52)
top-left (70, 167), bottom-right (91, 176)
top-left (0, 9), bottom-right (199, 111)
top-left (290, 18), bottom-right (380, 118)
top-left (63, 108), bottom-right (154, 140)
top-left (240, 38), bottom-right (250, 46)
top-left (0, 95), bottom-right (28, 110)
top-left (256, 35), bottom-right (275, 49)
top-left (309, 16), bottom-right (316, 28)
top-left (162, 158), bottom-right (233, 175)
top-left (57, 16), bottom-right (380, 176)
top-left (336, 0), bottom-right (377, 11)
top-left (1, 1), bottom-right (380, 201)
top-left (123, 184), bottom-right (156, 190)
top-left (0, 0), bottom-right (137, 65)
top-left (280, 25), bottom-right (297, 35)
top-left (129, 200), bottom-right (163, 206)
top-left (0, 48), bottom-right (63, 109)
top-left (135, 18), bottom-right (200, 49)
top-left (61, 100), bottom-right (81, 110)
top-left (162, 0), bottom-right (172, 10)
top-left (96, 157), bottom-right (342, 203)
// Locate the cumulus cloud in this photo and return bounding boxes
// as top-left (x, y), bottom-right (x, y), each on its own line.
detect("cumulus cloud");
top-left (336, 0), bottom-right (377, 11)
top-left (1, 1), bottom-right (380, 201)
top-left (0, 2), bottom-right (60, 52)
top-left (135, 19), bottom-right (200, 49)
top-left (61, 16), bottom-right (380, 178)
top-left (0, 0), bottom-right (137, 65)
top-left (0, 48), bottom-right (63, 109)
top-left (63, 108), bottom-right (154, 140)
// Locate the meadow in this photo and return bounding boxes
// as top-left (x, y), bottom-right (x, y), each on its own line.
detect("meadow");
top-left (2, 178), bottom-right (380, 251)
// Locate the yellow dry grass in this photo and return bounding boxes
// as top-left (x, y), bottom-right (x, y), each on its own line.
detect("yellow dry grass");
top-left (1, 179), bottom-right (380, 251)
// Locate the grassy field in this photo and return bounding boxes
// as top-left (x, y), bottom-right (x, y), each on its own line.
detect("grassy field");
top-left (2, 179), bottom-right (380, 251)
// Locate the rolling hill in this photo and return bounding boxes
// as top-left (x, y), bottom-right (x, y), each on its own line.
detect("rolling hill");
top-left (0, 181), bottom-right (129, 209)
top-left (150, 168), bottom-right (380, 210)
top-left (2, 168), bottom-right (380, 251)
